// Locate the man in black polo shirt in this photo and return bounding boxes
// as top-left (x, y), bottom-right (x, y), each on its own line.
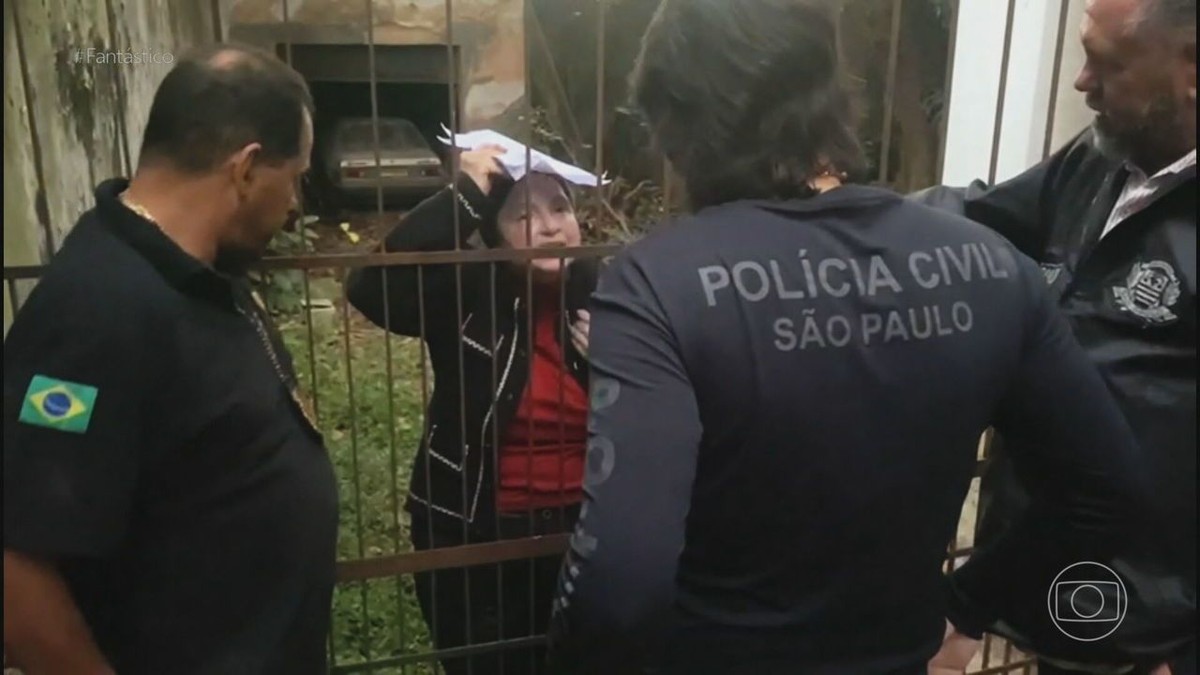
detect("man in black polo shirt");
top-left (3, 44), bottom-right (338, 674)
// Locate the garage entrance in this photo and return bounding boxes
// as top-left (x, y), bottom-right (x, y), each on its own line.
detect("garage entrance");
top-left (280, 44), bottom-right (461, 213)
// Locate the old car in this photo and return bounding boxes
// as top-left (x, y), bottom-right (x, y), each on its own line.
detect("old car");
top-left (323, 117), bottom-right (447, 208)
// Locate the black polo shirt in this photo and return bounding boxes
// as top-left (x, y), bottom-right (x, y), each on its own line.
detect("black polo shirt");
top-left (3, 179), bottom-right (339, 674)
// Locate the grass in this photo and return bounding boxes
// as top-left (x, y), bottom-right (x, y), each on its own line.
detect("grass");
top-left (275, 288), bottom-right (440, 674)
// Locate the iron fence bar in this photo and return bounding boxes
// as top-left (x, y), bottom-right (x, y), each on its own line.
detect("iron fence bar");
top-left (334, 538), bottom-right (978, 585)
top-left (323, 602), bottom-right (1033, 675)
top-left (254, 245), bottom-right (625, 268)
top-left (331, 636), bottom-right (546, 673)
top-left (513, 3), bottom-right (537, 664)
top-left (330, 636), bottom-right (1034, 675)
top-left (284, 45), bottom-right (338, 675)
top-left (209, 0), bottom-right (224, 42)
top-left (277, 0), bottom-right (324, 450)
top-left (338, 266), bottom-right (373, 661)
top-left (519, 196), bottom-right (536, 660)
top-left (358, 1), bottom-right (411, 668)
top-left (1, 245), bottom-right (627, 280)
top-left (529, 4), bottom-right (584, 163)
top-left (662, 159), bottom-right (673, 220)
top-left (381, 273), bottom-right (409, 669)
top-left (987, 0), bottom-right (1019, 187)
top-left (557, 262), bottom-right (568, 531)
top-left (1042, 0), bottom-right (1073, 160)
top-left (488, 260), bottom-right (505, 672)
top-left (6, 280), bottom-right (20, 324)
top-left (935, 0), bottom-right (961, 183)
top-left (442, 4), bottom-right (477, 670)
top-left (948, 545), bottom-right (974, 559)
top-left (275, 8), bottom-right (342, 666)
top-left (524, 281), bottom-right (536, 663)
top-left (328, 625), bottom-right (338, 675)
top-left (878, 0), bottom-right (904, 184)
top-left (594, 0), bottom-right (608, 219)
top-left (416, 265), bottom-right (441, 662)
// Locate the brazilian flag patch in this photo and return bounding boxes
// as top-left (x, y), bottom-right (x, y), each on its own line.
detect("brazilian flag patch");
top-left (19, 375), bottom-right (99, 434)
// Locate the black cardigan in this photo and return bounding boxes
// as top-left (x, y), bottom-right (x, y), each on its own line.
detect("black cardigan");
top-left (345, 175), bottom-right (601, 537)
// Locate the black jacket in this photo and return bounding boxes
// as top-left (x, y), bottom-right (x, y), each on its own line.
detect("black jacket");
top-left (545, 186), bottom-right (1151, 674)
top-left (345, 176), bottom-right (601, 537)
top-left (911, 128), bottom-right (1196, 663)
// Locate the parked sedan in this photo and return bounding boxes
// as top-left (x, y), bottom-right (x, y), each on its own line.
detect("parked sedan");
top-left (323, 117), bottom-right (446, 206)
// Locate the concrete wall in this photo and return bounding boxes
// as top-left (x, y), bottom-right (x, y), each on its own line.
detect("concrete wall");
top-left (3, 0), bottom-right (220, 333)
top-left (227, 0), bottom-right (525, 134)
top-left (941, 0), bottom-right (1092, 187)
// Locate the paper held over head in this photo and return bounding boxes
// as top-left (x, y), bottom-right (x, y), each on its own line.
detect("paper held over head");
top-left (438, 125), bottom-right (610, 187)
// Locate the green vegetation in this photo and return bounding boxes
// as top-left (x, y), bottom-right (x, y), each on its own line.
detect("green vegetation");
top-left (277, 297), bottom-right (440, 674)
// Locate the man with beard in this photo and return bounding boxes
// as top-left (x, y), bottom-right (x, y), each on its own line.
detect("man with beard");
top-left (913, 0), bottom-right (1195, 673)
top-left (3, 44), bottom-right (338, 674)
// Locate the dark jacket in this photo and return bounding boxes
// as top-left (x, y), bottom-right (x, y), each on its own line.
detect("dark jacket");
top-left (911, 128), bottom-right (1196, 664)
top-left (345, 175), bottom-right (601, 537)
top-left (546, 185), bottom-right (1151, 674)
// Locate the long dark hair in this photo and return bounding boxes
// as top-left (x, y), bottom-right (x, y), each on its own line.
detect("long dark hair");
top-left (630, 0), bottom-right (867, 210)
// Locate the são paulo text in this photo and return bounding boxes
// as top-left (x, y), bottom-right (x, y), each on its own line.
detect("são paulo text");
top-left (773, 302), bottom-right (974, 352)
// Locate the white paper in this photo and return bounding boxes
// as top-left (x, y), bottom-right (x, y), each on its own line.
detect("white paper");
top-left (437, 125), bottom-right (609, 187)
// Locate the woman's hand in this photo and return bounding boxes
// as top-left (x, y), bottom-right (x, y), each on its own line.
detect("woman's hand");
top-left (458, 144), bottom-right (509, 194)
top-left (927, 620), bottom-right (980, 675)
top-left (570, 310), bottom-right (590, 358)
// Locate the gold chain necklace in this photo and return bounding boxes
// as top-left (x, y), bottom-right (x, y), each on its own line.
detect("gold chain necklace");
top-left (119, 190), bottom-right (160, 227)
top-left (118, 189), bottom-right (319, 431)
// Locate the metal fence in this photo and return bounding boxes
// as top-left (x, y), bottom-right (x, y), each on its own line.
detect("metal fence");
top-left (2, 0), bottom-right (1091, 671)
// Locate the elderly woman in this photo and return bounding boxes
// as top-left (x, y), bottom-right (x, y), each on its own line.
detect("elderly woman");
top-left (345, 146), bottom-right (599, 675)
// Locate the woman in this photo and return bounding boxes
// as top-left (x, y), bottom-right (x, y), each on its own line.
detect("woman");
top-left (345, 146), bottom-right (600, 675)
top-left (544, 1), bottom-right (1151, 674)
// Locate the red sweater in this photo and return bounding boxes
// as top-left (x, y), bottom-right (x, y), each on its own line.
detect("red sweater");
top-left (496, 294), bottom-right (588, 513)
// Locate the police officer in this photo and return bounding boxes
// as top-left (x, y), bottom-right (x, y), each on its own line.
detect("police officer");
top-left (545, 1), bottom-right (1154, 673)
top-left (3, 44), bottom-right (337, 674)
top-left (912, 0), bottom-right (1196, 672)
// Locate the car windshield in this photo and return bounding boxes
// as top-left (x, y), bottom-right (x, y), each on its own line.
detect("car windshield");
top-left (337, 120), bottom-right (426, 150)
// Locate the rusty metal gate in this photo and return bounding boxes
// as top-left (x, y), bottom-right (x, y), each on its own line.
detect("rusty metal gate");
top-left (2, 0), bottom-right (1089, 672)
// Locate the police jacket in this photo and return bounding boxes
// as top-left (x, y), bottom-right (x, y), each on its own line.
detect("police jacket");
top-left (911, 128), bottom-right (1195, 664)
top-left (544, 185), bottom-right (1152, 674)
top-left (345, 176), bottom-right (599, 536)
